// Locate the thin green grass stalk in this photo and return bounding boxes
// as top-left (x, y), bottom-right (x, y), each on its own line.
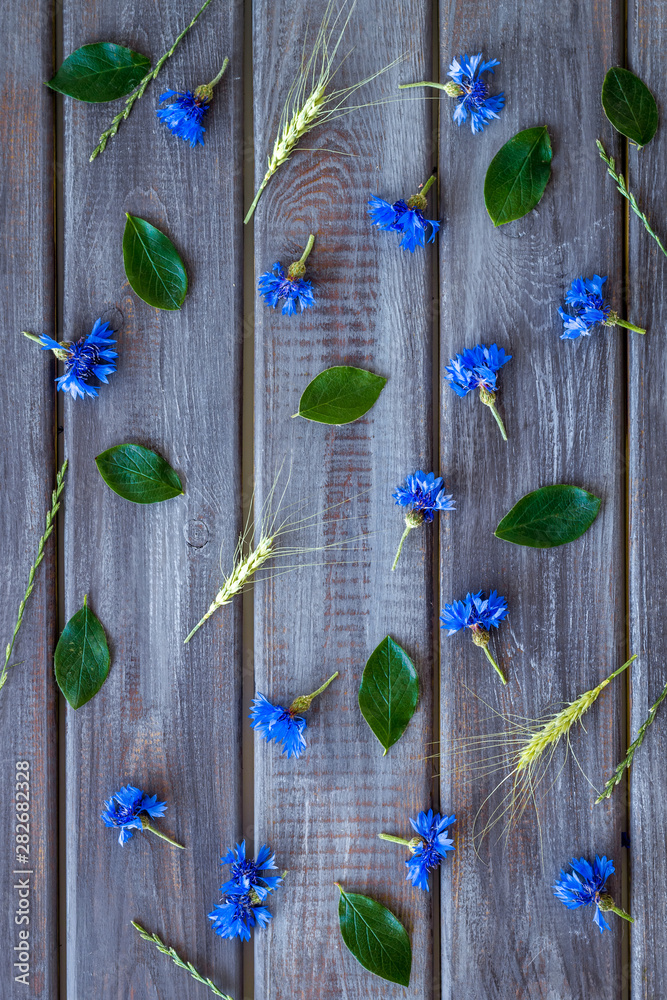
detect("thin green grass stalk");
top-left (596, 140), bottom-right (667, 259)
top-left (0, 460), bottom-right (68, 694)
top-left (596, 673), bottom-right (667, 803)
top-left (90, 0), bottom-right (216, 161)
top-left (131, 922), bottom-right (232, 998)
top-left (245, 0), bottom-right (399, 223)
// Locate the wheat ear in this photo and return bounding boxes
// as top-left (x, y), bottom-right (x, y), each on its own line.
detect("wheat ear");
top-left (516, 657), bottom-right (636, 773)
top-left (184, 534), bottom-right (276, 643)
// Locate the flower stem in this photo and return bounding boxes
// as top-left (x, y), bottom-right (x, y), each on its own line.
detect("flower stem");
top-left (89, 0), bottom-right (215, 161)
top-left (298, 234), bottom-right (316, 267)
top-left (482, 645), bottom-right (507, 685)
top-left (398, 80), bottom-right (448, 91)
top-left (487, 401), bottom-right (508, 440)
top-left (207, 57), bottom-right (229, 89)
top-left (610, 905), bottom-right (634, 924)
top-left (22, 331), bottom-right (43, 345)
top-left (391, 523), bottom-right (414, 572)
top-left (420, 173), bottom-right (437, 198)
top-left (0, 461), bottom-right (67, 694)
top-left (378, 833), bottom-right (412, 847)
top-left (596, 140), bottom-right (667, 259)
top-left (607, 314), bottom-right (646, 334)
top-left (131, 921), bottom-right (233, 998)
top-left (478, 387), bottom-right (507, 440)
top-left (596, 673), bottom-right (667, 803)
top-left (141, 819), bottom-right (185, 850)
top-left (306, 671), bottom-right (338, 700)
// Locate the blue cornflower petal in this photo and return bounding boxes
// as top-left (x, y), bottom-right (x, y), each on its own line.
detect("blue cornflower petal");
top-left (101, 784), bottom-right (167, 845)
top-left (440, 590), bottom-right (508, 634)
top-left (208, 893), bottom-right (272, 941)
top-left (553, 855), bottom-right (615, 934)
top-left (368, 196), bottom-right (439, 253)
top-left (250, 692), bottom-right (308, 758)
top-left (39, 318), bottom-right (117, 400)
top-left (447, 53), bottom-right (504, 133)
top-left (405, 810), bottom-right (455, 891)
top-left (444, 343), bottom-right (511, 397)
top-left (367, 195), bottom-right (402, 232)
top-left (393, 470), bottom-right (455, 522)
top-left (258, 262), bottom-right (315, 316)
top-left (157, 89), bottom-right (209, 147)
top-left (219, 840), bottom-right (282, 900)
top-left (559, 275), bottom-right (611, 339)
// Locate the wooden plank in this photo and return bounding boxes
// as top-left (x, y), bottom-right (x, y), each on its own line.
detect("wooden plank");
top-left (627, 4), bottom-right (667, 995)
top-left (0, 3), bottom-right (57, 998)
top-left (438, 5), bottom-right (627, 996)
top-left (61, 3), bottom-right (244, 997)
top-left (251, 1), bottom-right (436, 997)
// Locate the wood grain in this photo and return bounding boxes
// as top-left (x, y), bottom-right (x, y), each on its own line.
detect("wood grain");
top-left (438, 3), bottom-right (627, 997)
top-left (628, 2), bottom-right (667, 996)
top-left (0, 3), bottom-right (57, 997)
top-left (251, 1), bottom-right (436, 996)
top-left (61, 2), bottom-right (244, 997)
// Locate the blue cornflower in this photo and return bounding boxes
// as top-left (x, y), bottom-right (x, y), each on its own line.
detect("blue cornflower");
top-left (379, 809), bottom-right (455, 891)
top-left (446, 54), bottom-right (504, 133)
top-left (157, 90), bottom-right (209, 146)
top-left (559, 275), bottom-right (645, 339)
top-left (101, 784), bottom-right (184, 848)
top-left (156, 60), bottom-right (228, 147)
top-left (208, 892), bottom-right (272, 941)
top-left (219, 841), bottom-right (282, 900)
top-left (553, 856), bottom-right (633, 934)
top-left (258, 234), bottom-right (316, 315)
top-left (440, 590), bottom-right (508, 684)
top-left (445, 343), bottom-right (511, 439)
top-left (368, 173), bottom-right (439, 252)
top-left (32, 318), bottom-right (117, 400)
top-left (392, 471), bottom-right (455, 571)
top-left (250, 672), bottom-right (337, 759)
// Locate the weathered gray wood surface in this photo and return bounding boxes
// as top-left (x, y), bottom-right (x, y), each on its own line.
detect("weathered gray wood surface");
top-left (251, 1), bottom-right (436, 997)
top-left (61, 2), bottom-right (244, 997)
top-left (0, 3), bottom-right (58, 998)
top-left (628, 3), bottom-right (667, 996)
top-left (5, 0), bottom-right (667, 997)
top-left (438, 3), bottom-right (628, 997)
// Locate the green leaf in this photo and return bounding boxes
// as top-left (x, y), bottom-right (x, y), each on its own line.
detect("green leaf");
top-left (602, 67), bottom-right (658, 149)
top-left (336, 885), bottom-right (412, 987)
top-left (123, 214), bottom-right (188, 311)
top-left (295, 366), bottom-right (387, 424)
top-left (495, 485), bottom-right (601, 548)
top-left (484, 126), bottom-right (553, 226)
top-left (46, 43), bottom-right (150, 103)
top-left (95, 444), bottom-right (184, 504)
top-left (358, 636), bottom-right (419, 754)
top-left (54, 596), bottom-right (110, 709)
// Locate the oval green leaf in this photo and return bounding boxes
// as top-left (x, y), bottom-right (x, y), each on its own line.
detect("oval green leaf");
top-left (484, 126), bottom-right (553, 226)
top-left (54, 596), bottom-right (110, 709)
top-left (337, 885), bottom-right (411, 987)
top-left (95, 443), bottom-right (183, 504)
top-left (46, 43), bottom-right (150, 103)
top-left (123, 214), bottom-right (188, 311)
top-left (295, 366), bottom-right (387, 424)
top-left (602, 67), bottom-right (658, 148)
top-left (495, 484), bottom-right (601, 548)
top-left (358, 635), bottom-right (419, 754)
